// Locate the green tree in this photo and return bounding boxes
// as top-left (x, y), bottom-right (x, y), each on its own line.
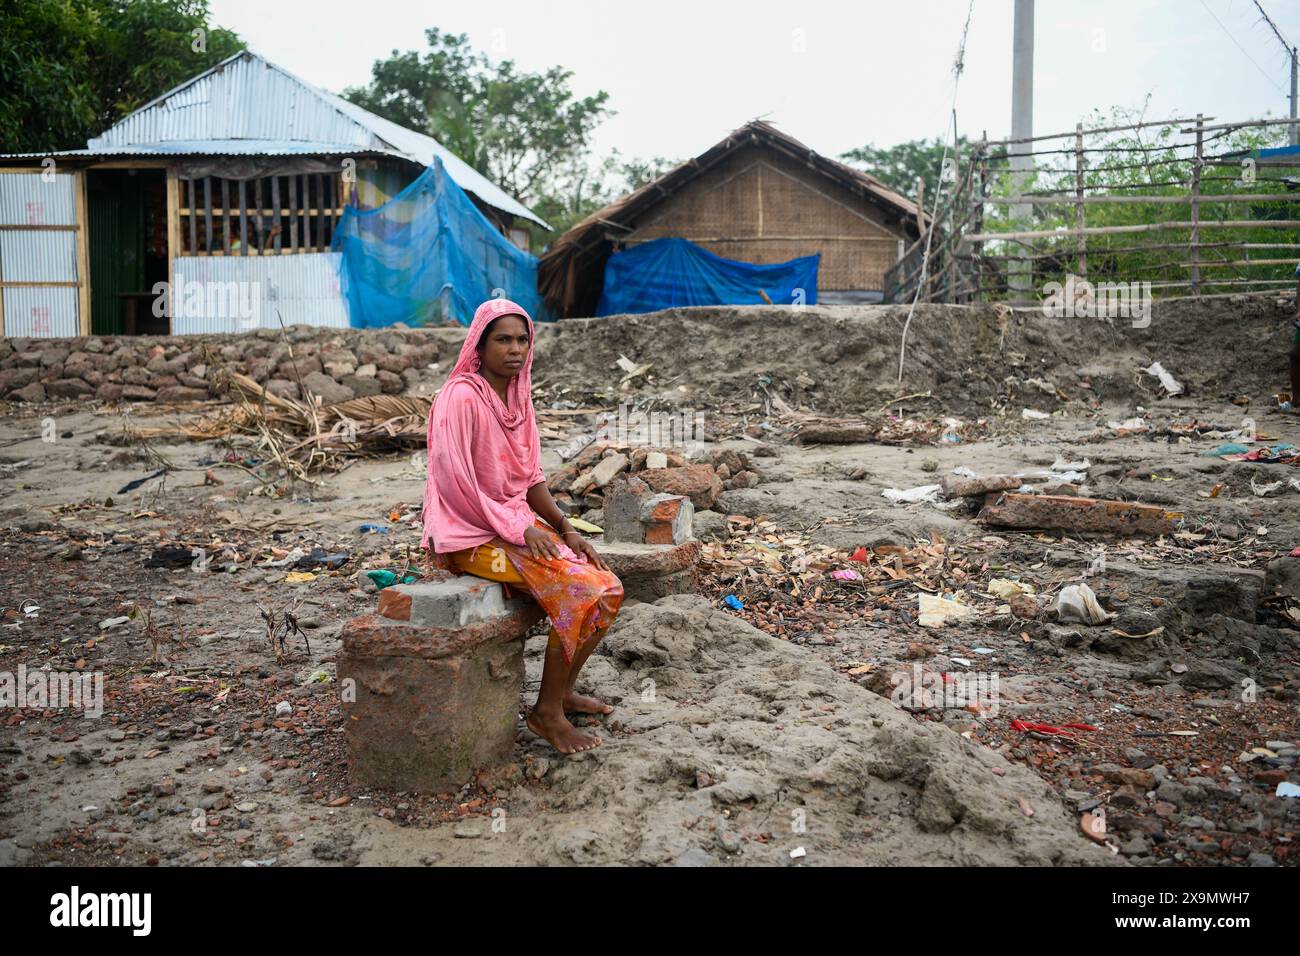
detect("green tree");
top-left (0, 0), bottom-right (243, 153)
top-left (841, 136), bottom-right (975, 201)
top-left (344, 28), bottom-right (612, 206)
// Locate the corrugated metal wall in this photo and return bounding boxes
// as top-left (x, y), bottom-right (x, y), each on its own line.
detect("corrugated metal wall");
top-left (169, 253), bottom-right (348, 334)
top-left (0, 173), bottom-right (82, 337)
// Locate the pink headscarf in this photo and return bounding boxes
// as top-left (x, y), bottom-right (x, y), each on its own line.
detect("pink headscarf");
top-left (421, 298), bottom-right (545, 556)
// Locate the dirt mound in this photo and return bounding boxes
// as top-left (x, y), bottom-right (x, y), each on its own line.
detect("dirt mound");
top-left (359, 596), bottom-right (1117, 866)
top-left (529, 296), bottom-right (1295, 420)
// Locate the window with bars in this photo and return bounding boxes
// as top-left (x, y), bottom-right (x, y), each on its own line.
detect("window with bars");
top-left (179, 173), bottom-right (346, 255)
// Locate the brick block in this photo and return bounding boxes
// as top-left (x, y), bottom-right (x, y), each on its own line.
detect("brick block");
top-left (940, 474), bottom-right (1022, 498)
top-left (979, 493), bottom-right (1178, 536)
top-left (339, 582), bottom-right (543, 793)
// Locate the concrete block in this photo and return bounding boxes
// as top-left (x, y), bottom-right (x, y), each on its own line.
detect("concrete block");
top-left (596, 539), bottom-right (702, 602)
top-left (340, 580), bottom-right (543, 793)
top-left (377, 578), bottom-right (531, 628)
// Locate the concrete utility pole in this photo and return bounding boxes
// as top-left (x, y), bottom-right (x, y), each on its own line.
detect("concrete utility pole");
top-left (1008, 0), bottom-right (1034, 295)
top-left (1291, 45), bottom-right (1297, 146)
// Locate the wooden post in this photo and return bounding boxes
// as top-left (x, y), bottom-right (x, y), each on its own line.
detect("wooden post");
top-left (203, 177), bottom-right (213, 254)
top-left (914, 177), bottom-right (926, 302)
top-left (271, 176), bottom-right (282, 254)
top-left (972, 134), bottom-right (987, 302)
top-left (944, 128), bottom-right (959, 304)
top-left (1191, 113), bottom-right (1203, 295)
top-left (288, 175), bottom-right (298, 251)
top-left (221, 179), bottom-right (230, 254)
top-left (238, 179), bottom-right (248, 256)
top-left (1075, 123), bottom-right (1087, 281)
top-left (165, 169), bottom-right (181, 333)
top-left (253, 178), bottom-right (263, 254)
top-left (75, 170), bottom-right (92, 335)
top-left (186, 178), bottom-right (197, 254)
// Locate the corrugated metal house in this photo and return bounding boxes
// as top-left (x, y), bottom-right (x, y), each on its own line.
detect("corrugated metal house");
top-left (538, 120), bottom-right (924, 318)
top-left (0, 49), bottom-right (547, 338)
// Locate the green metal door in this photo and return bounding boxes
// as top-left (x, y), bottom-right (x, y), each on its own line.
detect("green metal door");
top-left (87, 170), bottom-right (146, 335)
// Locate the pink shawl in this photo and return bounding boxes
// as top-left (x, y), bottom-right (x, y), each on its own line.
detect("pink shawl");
top-left (421, 298), bottom-right (546, 555)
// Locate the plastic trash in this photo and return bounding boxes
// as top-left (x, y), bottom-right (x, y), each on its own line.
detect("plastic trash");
top-left (882, 484), bottom-right (943, 504)
top-left (831, 568), bottom-right (861, 581)
top-left (1021, 409), bottom-right (1050, 420)
top-left (1250, 477), bottom-right (1284, 497)
top-left (1201, 442), bottom-right (1249, 457)
top-left (365, 569), bottom-right (421, 590)
top-left (918, 593), bottom-right (976, 627)
top-left (296, 547), bottom-right (349, 570)
top-left (723, 594), bottom-right (744, 611)
top-left (1143, 361), bottom-right (1184, 396)
top-left (1108, 417), bottom-right (1148, 435)
top-left (1051, 456), bottom-right (1090, 472)
top-left (144, 546), bottom-right (199, 570)
top-left (1277, 782), bottom-right (1300, 798)
top-left (358, 523), bottom-right (390, 534)
top-left (1055, 582), bottom-right (1114, 625)
top-left (988, 578), bottom-right (1035, 598)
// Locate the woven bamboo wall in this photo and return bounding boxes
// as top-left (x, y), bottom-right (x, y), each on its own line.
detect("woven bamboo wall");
top-left (624, 145), bottom-right (908, 290)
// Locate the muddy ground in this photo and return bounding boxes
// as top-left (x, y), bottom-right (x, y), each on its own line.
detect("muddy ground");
top-left (1, 297), bottom-right (1297, 867)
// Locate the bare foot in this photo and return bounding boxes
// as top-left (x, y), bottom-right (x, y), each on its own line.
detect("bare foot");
top-left (563, 691), bottom-right (614, 715)
top-left (526, 708), bottom-right (602, 755)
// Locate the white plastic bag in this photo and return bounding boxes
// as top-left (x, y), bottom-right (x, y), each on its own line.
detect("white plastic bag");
top-left (1055, 582), bottom-right (1114, 625)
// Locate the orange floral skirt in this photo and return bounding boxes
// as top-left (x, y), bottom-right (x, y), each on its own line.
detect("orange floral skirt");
top-left (447, 518), bottom-right (624, 665)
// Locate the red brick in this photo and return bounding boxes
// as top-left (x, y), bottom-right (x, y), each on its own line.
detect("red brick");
top-left (377, 588), bottom-right (412, 621)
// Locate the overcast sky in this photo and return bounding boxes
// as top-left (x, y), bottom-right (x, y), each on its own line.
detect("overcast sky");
top-left (209, 0), bottom-right (1300, 162)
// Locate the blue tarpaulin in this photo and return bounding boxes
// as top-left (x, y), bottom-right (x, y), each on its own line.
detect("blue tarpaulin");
top-left (332, 157), bottom-right (546, 328)
top-left (595, 237), bottom-right (819, 316)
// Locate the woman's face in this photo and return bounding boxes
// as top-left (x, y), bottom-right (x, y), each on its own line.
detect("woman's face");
top-left (478, 314), bottom-right (530, 379)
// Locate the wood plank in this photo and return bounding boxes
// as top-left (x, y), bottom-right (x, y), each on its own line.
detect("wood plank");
top-left (314, 173), bottom-right (324, 249)
top-left (302, 174), bottom-right (312, 250)
top-left (238, 179), bottom-right (248, 256)
top-left (221, 179), bottom-right (230, 253)
top-left (165, 169), bottom-right (181, 333)
top-left (288, 175), bottom-right (298, 250)
top-left (75, 169), bottom-right (92, 335)
top-left (254, 178), bottom-right (263, 253)
top-left (187, 178), bottom-right (197, 254)
top-left (271, 176), bottom-right (282, 254)
top-left (204, 177), bottom-right (213, 252)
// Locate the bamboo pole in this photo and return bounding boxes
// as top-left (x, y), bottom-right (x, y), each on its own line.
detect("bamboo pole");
top-left (965, 220), bottom-right (1300, 242)
top-left (1191, 114), bottom-right (1203, 295)
top-left (980, 192), bottom-right (1300, 205)
top-left (1075, 123), bottom-right (1086, 281)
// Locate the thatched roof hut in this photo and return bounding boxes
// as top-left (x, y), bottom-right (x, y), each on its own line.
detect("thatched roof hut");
top-left (538, 120), bottom-right (924, 317)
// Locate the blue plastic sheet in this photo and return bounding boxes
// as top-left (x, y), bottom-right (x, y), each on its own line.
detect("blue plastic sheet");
top-left (333, 157), bottom-right (546, 328)
top-left (595, 237), bottom-right (819, 316)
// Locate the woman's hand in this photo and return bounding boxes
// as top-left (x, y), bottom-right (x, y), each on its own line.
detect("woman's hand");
top-left (523, 525), bottom-right (562, 561)
top-left (565, 532), bottom-right (610, 571)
